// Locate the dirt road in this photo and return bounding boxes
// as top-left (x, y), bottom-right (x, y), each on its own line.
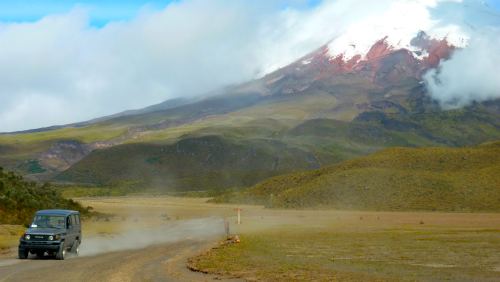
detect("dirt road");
top-left (0, 239), bottom-right (226, 282)
top-left (0, 197), bottom-right (243, 282)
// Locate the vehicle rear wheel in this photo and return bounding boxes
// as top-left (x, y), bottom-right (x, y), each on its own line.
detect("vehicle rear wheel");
top-left (18, 249), bottom-right (28, 259)
top-left (55, 243), bottom-right (66, 260)
top-left (71, 240), bottom-right (80, 256)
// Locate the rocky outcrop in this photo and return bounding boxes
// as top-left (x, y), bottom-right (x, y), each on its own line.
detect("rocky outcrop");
top-left (38, 140), bottom-right (93, 172)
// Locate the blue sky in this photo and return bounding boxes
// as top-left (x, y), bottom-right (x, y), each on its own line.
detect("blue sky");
top-left (490, 0), bottom-right (500, 10)
top-left (0, 0), bottom-right (323, 26)
top-left (0, 0), bottom-right (176, 26)
top-left (0, 0), bottom-right (497, 27)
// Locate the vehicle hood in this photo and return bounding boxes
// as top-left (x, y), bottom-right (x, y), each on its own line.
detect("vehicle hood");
top-left (26, 228), bottom-right (65, 235)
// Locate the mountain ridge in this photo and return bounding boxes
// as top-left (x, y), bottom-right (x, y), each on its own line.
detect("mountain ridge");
top-left (0, 30), bottom-right (498, 190)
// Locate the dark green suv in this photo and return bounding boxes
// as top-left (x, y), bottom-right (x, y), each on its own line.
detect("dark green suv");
top-left (18, 209), bottom-right (82, 260)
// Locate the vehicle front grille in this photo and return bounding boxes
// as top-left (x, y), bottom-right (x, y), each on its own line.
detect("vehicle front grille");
top-left (29, 234), bottom-right (49, 241)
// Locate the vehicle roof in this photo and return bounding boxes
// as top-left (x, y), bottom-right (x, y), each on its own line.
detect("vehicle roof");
top-left (35, 209), bottom-right (79, 216)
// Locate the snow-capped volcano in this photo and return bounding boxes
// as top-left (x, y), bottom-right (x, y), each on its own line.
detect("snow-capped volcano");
top-left (264, 30), bottom-right (459, 93)
top-left (259, 0), bottom-right (500, 97)
top-left (324, 4), bottom-right (468, 62)
top-left (324, 30), bottom-right (461, 65)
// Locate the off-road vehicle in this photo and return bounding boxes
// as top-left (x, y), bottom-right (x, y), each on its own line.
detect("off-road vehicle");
top-left (18, 209), bottom-right (81, 260)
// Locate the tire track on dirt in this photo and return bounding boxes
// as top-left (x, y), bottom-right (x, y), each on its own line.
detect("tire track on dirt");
top-left (0, 217), bottom-right (239, 281)
top-left (0, 240), bottom-right (234, 282)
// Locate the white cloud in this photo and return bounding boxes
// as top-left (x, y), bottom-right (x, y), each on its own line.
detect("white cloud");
top-left (424, 28), bottom-right (500, 108)
top-left (422, 0), bottom-right (500, 107)
top-left (0, 0), bottom-right (497, 132)
top-left (326, 0), bottom-right (469, 59)
top-left (0, 2), bottom-right (271, 132)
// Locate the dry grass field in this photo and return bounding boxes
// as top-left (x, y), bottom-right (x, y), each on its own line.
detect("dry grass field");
top-left (77, 196), bottom-right (236, 235)
top-left (2, 196), bottom-right (499, 281)
top-left (76, 196), bottom-right (500, 281)
top-left (186, 200), bottom-right (500, 281)
top-left (0, 225), bottom-right (25, 251)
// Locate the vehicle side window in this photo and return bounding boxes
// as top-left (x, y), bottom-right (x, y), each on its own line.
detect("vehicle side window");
top-left (71, 215), bottom-right (79, 226)
top-left (66, 216), bottom-right (71, 228)
top-left (75, 215), bottom-right (80, 225)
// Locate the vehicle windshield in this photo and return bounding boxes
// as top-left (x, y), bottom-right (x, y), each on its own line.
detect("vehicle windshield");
top-left (31, 215), bottom-right (66, 229)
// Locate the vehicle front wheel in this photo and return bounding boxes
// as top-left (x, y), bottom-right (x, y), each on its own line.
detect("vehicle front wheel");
top-left (18, 249), bottom-right (28, 259)
top-left (55, 243), bottom-right (66, 260)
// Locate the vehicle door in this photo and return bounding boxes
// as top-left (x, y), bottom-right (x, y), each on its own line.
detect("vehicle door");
top-left (74, 214), bottom-right (81, 243)
top-left (66, 216), bottom-right (75, 246)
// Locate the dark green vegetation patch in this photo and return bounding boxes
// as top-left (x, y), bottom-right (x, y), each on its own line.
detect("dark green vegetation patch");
top-left (56, 135), bottom-right (320, 192)
top-left (0, 167), bottom-right (90, 225)
top-left (17, 159), bottom-right (46, 174)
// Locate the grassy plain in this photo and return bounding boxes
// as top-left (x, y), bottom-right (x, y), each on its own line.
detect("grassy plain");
top-left (1, 196), bottom-right (499, 281)
top-left (192, 206), bottom-right (500, 281)
top-left (59, 196), bottom-right (500, 281)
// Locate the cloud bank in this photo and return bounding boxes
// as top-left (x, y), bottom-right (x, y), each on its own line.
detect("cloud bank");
top-left (0, 1), bottom-right (336, 132)
top-left (424, 28), bottom-right (500, 108)
top-left (0, 0), bottom-right (498, 131)
top-left (423, 0), bottom-right (500, 107)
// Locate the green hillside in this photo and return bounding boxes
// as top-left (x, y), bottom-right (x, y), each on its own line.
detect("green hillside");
top-left (0, 167), bottom-right (89, 225)
top-left (0, 71), bottom-right (498, 191)
top-left (55, 135), bottom-right (320, 191)
top-left (53, 98), bottom-right (500, 192)
top-left (214, 142), bottom-right (500, 212)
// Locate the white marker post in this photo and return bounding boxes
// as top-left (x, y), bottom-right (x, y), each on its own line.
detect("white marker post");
top-left (224, 219), bottom-right (230, 238)
top-left (234, 208), bottom-right (242, 224)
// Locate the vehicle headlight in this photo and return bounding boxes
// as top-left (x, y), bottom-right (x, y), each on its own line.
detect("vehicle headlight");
top-left (48, 235), bottom-right (54, 241)
top-left (25, 234), bottom-right (30, 240)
